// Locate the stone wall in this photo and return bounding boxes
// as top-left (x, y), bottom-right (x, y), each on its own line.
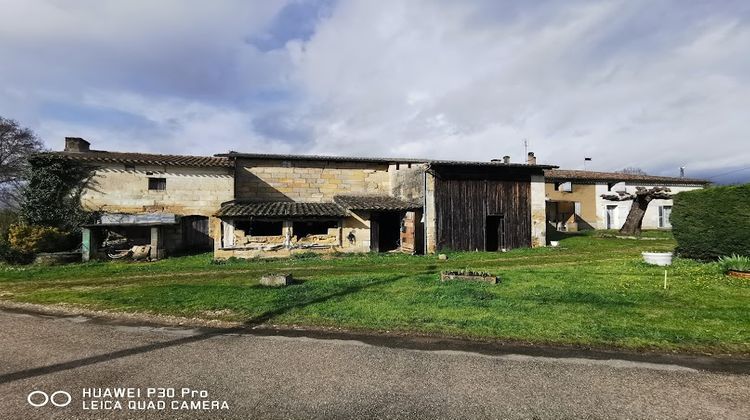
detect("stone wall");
top-left (81, 164), bottom-right (234, 216)
top-left (389, 163), bottom-right (426, 201)
top-left (235, 158), bottom-right (390, 202)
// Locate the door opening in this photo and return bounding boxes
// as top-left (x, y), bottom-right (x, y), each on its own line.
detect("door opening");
top-left (606, 205), bottom-right (618, 229)
top-left (485, 215), bottom-right (506, 252)
top-left (371, 212), bottom-right (402, 252)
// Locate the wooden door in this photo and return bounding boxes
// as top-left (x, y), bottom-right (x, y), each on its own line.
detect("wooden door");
top-left (182, 216), bottom-right (212, 251)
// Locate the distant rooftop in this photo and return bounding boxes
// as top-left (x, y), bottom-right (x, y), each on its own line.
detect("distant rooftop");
top-left (545, 169), bottom-right (709, 185)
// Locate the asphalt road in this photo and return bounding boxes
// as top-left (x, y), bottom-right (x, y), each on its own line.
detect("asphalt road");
top-left (0, 310), bottom-right (748, 419)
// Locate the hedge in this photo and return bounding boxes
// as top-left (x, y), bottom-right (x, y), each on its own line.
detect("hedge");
top-left (671, 184), bottom-right (750, 260)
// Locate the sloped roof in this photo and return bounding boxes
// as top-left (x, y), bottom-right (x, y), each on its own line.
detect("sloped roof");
top-left (219, 152), bottom-right (556, 169)
top-left (545, 169), bottom-right (709, 185)
top-left (334, 195), bottom-right (422, 211)
top-left (44, 151), bottom-right (232, 168)
top-left (216, 201), bottom-right (347, 218)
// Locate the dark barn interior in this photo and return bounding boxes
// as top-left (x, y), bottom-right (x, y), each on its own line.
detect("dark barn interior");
top-left (432, 164), bottom-right (540, 252)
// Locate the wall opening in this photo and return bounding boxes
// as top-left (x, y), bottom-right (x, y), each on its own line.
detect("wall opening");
top-left (372, 212), bottom-right (402, 252)
top-left (485, 215), bottom-right (506, 251)
top-left (235, 220), bottom-right (283, 236)
top-left (293, 220), bottom-right (338, 238)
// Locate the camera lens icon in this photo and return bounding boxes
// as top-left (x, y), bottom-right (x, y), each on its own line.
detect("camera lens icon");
top-left (27, 390), bottom-right (72, 408)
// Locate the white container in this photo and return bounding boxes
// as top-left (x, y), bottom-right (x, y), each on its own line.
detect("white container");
top-left (549, 241), bottom-right (560, 247)
top-left (642, 252), bottom-right (673, 266)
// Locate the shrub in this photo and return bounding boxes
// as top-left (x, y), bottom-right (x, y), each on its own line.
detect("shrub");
top-left (718, 254), bottom-right (750, 273)
top-left (671, 184), bottom-right (750, 260)
top-left (6, 224), bottom-right (69, 255)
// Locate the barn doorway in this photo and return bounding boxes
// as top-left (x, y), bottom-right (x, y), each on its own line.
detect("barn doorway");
top-left (370, 212), bottom-right (402, 252)
top-left (181, 216), bottom-right (212, 252)
top-left (485, 215), bottom-right (506, 252)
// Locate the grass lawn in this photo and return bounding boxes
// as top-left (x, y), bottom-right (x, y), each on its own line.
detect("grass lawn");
top-left (1, 231), bottom-right (748, 355)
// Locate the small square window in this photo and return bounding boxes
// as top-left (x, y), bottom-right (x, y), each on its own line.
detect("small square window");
top-left (148, 177), bottom-right (166, 191)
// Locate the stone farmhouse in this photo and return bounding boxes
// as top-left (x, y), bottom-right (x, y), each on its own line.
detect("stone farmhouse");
top-left (46, 138), bottom-right (707, 260)
top-left (47, 138), bottom-right (550, 260)
top-left (544, 169), bottom-right (709, 231)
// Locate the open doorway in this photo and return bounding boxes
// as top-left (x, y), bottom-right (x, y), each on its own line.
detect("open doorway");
top-left (371, 212), bottom-right (402, 252)
top-left (485, 215), bottom-right (506, 252)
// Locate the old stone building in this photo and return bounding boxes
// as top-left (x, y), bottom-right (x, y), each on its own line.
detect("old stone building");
top-left (45, 138), bottom-right (551, 260)
top-left (212, 152), bottom-right (550, 259)
top-left (48, 138), bottom-right (234, 260)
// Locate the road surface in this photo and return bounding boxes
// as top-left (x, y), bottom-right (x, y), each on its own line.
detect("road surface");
top-left (0, 309), bottom-right (748, 419)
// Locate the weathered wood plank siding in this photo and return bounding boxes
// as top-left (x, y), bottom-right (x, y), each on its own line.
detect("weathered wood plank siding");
top-left (434, 171), bottom-right (531, 251)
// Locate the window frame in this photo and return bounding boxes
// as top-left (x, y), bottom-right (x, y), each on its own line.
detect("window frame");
top-left (148, 177), bottom-right (167, 191)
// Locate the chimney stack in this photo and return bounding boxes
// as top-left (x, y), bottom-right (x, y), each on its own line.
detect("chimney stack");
top-left (64, 137), bottom-right (90, 153)
top-left (527, 152), bottom-right (536, 165)
top-left (502, 155), bottom-right (510, 164)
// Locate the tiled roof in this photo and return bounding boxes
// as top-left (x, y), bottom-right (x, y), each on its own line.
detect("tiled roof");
top-left (216, 201), bottom-right (348, 218)
top-left (44, 151), bottom-right (232, 168)
top-left (334, 195), bottom-right (422, 211)
top-left (219, 152), bottom-right (556, 169)
top-left (544, 169), bottom-right (709, 185)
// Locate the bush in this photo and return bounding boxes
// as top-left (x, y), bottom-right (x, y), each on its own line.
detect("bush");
top-left (672, 184), bottom-right (750, 260)
top-left (718, 254), bottom-right (750, 273)
top-left (6, 224), bottom-right (69, 255)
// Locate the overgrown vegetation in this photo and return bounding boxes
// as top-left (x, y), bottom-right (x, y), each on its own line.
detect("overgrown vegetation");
top-left (19, 154), bottom-right (95, 230)
top-left (672, 184), bottom-right (750, 260)
top-left (1, 233), bottom-right (748, 355)
top-left (718, 254), bottom-right (750, 274)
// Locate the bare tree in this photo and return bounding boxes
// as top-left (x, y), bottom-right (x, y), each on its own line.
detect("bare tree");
top-left (618, 167), bottom-right (648, 175)
top-left (0, 117), bottom-right (44, 208)
top-left (601, 186), bottom-right (671, 235)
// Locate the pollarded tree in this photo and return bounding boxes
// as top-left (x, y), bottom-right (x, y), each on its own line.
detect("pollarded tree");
top-left (0, 117), bottom-right (44, 208)
top-left (601, 186), bottom-right (671, 235)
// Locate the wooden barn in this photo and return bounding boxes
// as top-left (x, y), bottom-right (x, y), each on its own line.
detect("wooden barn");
top-left (424, 157), bottom-right (550, 253)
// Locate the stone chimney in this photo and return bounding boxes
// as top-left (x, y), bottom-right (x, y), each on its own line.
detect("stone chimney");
top-left (64, 137), bottom-right (90, 153)
top-left (527, 152), bottom-right (537, 165)
top-left (502, 155), bottom-right (510, 164)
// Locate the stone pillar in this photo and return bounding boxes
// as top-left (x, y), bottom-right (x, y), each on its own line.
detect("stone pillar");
top-left (150, 226), bottom-right (163, 260)
top-left (282, 221), bottom-right (293, 247)
top-left (530, 174), bottom-right (547, 247)
top-left (424, 172), bottom-right (437, 254)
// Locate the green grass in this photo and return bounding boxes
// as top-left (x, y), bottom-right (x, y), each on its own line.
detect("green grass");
top-left (1, 231), bottom-right (748, 355)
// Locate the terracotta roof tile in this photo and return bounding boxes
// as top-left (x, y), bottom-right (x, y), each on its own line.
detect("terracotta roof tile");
top-left (333, 195), bottom-right (422, 211)
top-left (545, 169), bottom-right (709, 185)
top-left (44, 151), bottom-right (232, 168)
top-left (216, 202), bottom-right (347, 218)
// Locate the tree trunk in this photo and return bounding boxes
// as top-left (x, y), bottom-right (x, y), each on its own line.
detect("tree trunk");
top-left (619, 196), bottom-right (651, 235)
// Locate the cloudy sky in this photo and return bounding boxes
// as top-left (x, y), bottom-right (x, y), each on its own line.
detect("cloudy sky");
top-left (1, 0), bottom-right (748, 183)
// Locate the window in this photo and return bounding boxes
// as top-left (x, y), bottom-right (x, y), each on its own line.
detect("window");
top-left (555, 181), bottom-right (573, 192)
top-left (235, 220), bottom-right (283, 236)
top-left (148, 177), bottom-right (166, 191)
top-left (659, 206), bottom-right (672, 228)
top-left (124, 164), bottom-right (136, 171)
top-left (293, 220), bottom-right (339, 238)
